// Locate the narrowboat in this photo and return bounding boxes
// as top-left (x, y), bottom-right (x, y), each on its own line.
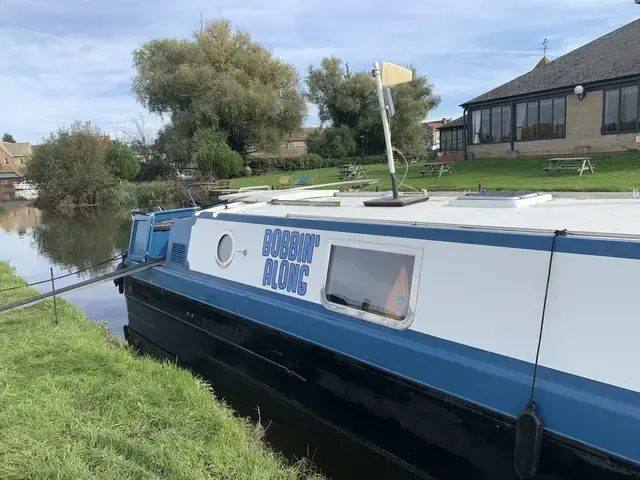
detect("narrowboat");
top-left (116, 63), bottom-right (640, 479)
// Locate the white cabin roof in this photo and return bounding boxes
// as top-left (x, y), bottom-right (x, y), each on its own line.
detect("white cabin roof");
top-left (199, 190), bottom-right (640, 237)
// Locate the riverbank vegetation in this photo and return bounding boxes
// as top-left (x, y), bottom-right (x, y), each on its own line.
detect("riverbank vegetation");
top-left (0, 262), bottom-right (320, 479)
top-left (234, 150), bottom-right (640, 192)
top-left (25, 122), bottom-right (188, 211)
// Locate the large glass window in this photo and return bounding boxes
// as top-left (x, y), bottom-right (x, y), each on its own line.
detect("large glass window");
top-left (604, 89), bottom-right (620, 132)
top-left (325, 245), bottom-right (415, 322)
top-left (472, 110), bottom-right (481, 144)
top-left (481, 109), bottom-right (491, 143)
top-left (516, 103), bottom-right (526, 141)
top-left (471, 105), bottom-right (511, 144)
top-left (604, 85), bottom-right (640, 133)
top-left (515, 96), bottom-right (565, 141)
top-left (527, 101), bottom-right (538, 140)
top-left (621, 86), bottom-right (639, 132)
top-left (539, 99), bottom-right (553, 138)
top-left (553, 98), bottom-right (566, 137)
top-left (491, 107), bottom-right (501, 142)
top-left (501, 106), bottom-right (511, 142)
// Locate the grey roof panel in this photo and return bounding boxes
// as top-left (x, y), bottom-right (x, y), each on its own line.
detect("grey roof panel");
top-left (439, 116), bottom-right (465, 129)
top-left (463, 19), bottom-right (640, 106)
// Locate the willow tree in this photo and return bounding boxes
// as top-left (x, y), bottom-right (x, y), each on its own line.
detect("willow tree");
top-left (306, 57), bottom-right (440, 155)
top-left (132, 20), bottom-right (307, 161)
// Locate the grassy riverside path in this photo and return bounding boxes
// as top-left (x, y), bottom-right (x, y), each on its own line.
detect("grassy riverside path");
top-left (0, 262), bottom-right (320, 480)
top-left (234, 152), bottom-right (640, 192)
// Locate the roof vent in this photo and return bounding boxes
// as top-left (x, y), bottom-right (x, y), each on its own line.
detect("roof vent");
top-left (447, 191), bottom-right (552, 208)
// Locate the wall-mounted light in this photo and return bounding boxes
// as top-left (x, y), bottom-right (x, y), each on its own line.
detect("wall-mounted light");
top-left (574, 85), bottom-right (586, 101)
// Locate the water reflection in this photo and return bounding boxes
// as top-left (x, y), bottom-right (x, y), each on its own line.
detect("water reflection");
top-left (0, 197), bottom-right (132, 336)
top-left (31, 208), bottom-right (131, 277)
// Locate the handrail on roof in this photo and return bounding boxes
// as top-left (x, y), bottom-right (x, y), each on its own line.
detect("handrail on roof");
top-left (219, 179), bottom-right (382, 203)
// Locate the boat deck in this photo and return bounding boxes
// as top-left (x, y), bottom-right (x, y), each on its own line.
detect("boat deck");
top-left (201, 190), bottom-right (640, 237)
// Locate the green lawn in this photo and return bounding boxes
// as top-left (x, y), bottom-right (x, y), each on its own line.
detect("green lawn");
top-left (234, 152), bottom-right (640, 192)
top-left (0, 263), bottom-right (320, 480)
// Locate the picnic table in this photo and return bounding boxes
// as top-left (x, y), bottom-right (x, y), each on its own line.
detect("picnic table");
top-left (544, 157), bottom-right (595, 176)
top-left (420, 162), bottom-right (453, 178)
top-left (339, 164), bottom-right (369, 182)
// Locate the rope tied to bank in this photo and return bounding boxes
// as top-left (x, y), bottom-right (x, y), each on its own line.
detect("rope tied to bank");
top-left (0, 251), bottom-right (126, 294)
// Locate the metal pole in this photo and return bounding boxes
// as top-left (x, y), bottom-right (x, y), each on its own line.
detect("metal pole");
top-left (373, 62), bottom-right (399, 199)
top-left (50, 267), bottom-right (58, 325)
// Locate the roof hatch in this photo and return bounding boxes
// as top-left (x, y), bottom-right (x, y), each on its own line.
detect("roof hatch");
top-left (447, 191), bottom-right (553, 208)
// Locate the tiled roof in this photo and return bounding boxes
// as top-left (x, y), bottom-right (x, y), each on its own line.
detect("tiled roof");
top-left (0, 165), bottom-right (24, 177)
top-left (1, 142), bottom-right (32, 157)
top-left (463, 19), bottom-right (640, 106)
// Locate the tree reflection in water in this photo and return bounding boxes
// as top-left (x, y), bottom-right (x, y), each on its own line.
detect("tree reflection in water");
top-left (30, 208), bottom-right (132, 277)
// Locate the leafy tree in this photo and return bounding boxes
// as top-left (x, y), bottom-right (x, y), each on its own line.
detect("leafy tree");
top-left (132, 19), bottom-right (307, 157)
top-left (194, 130), bottom-right (243, 178)
top-left (25, 121), bottom-right (113, 209)
top-left (306, 57), bottom-right (440, 155)
top-left (2, 133), bottom-right (15, 143)
top-left (105, 141), bottom-right (141, 180)
top-left (306, 125), bottom-right (356, 158)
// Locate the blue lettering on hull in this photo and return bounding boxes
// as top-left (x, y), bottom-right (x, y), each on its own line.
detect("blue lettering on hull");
top-left (262, 229), bottom-right (320, 296)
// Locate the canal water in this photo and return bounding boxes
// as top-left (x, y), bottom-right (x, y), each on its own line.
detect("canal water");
top-left (0, 193), bottom-right (131, 337)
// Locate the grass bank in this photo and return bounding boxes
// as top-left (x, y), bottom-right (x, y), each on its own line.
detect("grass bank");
top-left (0, 262), bottom-right (320, 479)
top-left (233, 151), bottom-right (640, 192)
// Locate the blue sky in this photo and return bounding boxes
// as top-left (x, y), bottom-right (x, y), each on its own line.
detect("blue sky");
top-left (1, 0), bottom-right (639, 143)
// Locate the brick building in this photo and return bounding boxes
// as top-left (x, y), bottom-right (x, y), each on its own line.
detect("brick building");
top-left (461, 19), bottom-right (640, 158)
top-left (0, 142), bottom-right (33, 185)
top-left (252, 127), bottom-right (320, 159)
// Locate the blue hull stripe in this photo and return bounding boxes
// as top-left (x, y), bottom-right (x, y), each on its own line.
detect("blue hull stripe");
top-left (202, 212), bottom-right (640, 260)
top-left (133, 265), bottom-right (640, 464)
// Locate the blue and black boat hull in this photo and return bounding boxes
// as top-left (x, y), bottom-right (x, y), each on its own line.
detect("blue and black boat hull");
top-left (123, 276), bottom-right (640, 480)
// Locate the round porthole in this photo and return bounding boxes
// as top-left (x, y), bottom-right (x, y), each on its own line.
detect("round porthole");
top-left (215, 231), bottom-right (236, 268)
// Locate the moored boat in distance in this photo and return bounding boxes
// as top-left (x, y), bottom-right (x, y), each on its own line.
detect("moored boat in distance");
top-left (117, 63), bottom-right (640, 479)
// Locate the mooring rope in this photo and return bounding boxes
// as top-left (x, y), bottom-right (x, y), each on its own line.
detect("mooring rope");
top-left (0, 251), bottom-right (126, 294)
top-left (528, 229), bottom-right (567, 403)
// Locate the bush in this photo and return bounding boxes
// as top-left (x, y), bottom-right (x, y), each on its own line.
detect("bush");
top-left (109, 180), bottom-right (188, 209)
top-left (194, 141), bottom-right (243, 179)
top-left (249, 154), bottom-right (388, 172)
top-left (26, 121), bottom-right (114, 209)
top-left (105, 141), bottom-right (141, 180)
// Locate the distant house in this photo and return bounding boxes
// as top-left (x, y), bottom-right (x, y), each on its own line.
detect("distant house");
top-left (460, 18), bottom-right (640, 158)
top-left (0, 142), bottom-right (33, 185)
top-left (422, 119), bottom-right (451, 150)
top-left (252, 128), bottom-right (321, 159)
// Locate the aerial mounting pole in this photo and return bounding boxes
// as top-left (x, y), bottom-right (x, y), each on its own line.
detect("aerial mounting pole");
top-left (373, 62), bottom-right (399, 199)
top-left (372, 62), bottom-right (414, 201)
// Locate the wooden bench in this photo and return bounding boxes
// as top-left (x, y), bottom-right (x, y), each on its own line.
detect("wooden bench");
top-left (544, 157), bottom-right (595, 176)
top-left (420, 162), bottom-right (453, 178)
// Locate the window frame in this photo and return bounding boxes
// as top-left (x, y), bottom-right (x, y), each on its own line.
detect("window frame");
top-left (602, 82), bottom-right (640, 135)
top-left (470, 103), bottom-right (511, 145)
top-left (514, 95), bottom-right (567, 142)
top-left (320, 239), bottom-right (423, 330)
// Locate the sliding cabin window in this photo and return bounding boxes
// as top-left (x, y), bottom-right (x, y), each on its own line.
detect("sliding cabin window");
top-left (603, 84), bottom-right (640, 134)
top-left (471, 105), bottom-right (511, 144)
top-left (323, 245), bottom-right (417, 327)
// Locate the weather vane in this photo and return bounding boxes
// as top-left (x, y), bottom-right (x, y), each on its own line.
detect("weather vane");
top-left (542, 38), bottom-right (549, 56)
